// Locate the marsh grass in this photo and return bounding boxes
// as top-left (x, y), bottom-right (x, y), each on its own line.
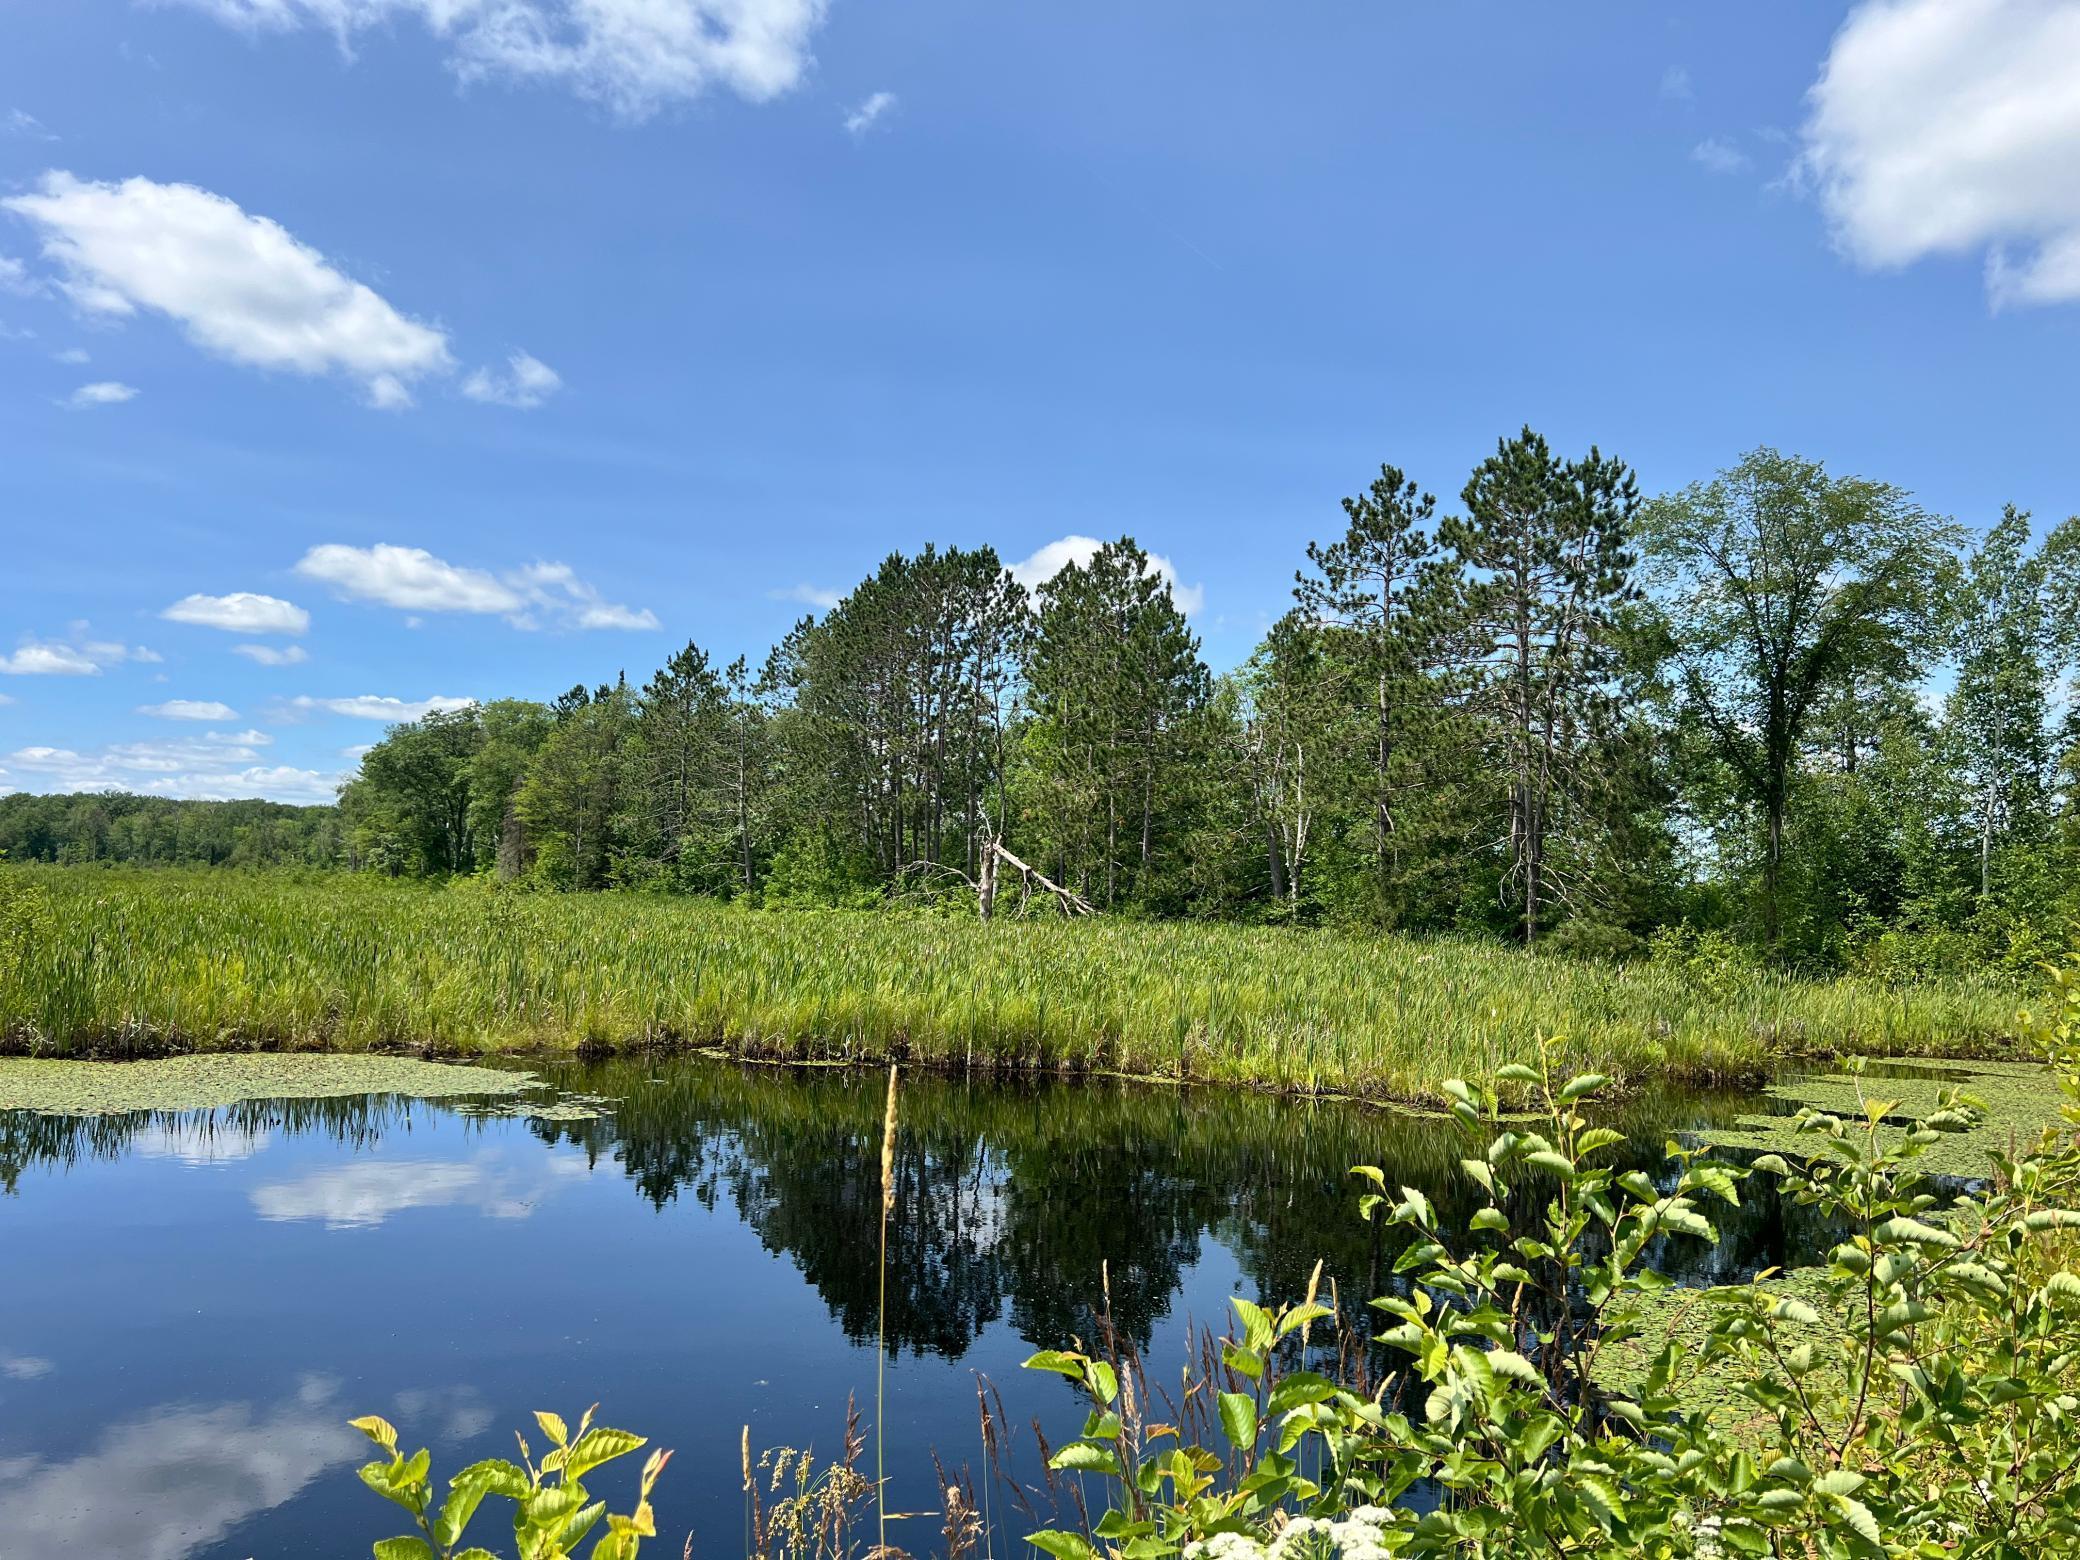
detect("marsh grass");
top-left (0, 867), bottom-right (2026, 1098)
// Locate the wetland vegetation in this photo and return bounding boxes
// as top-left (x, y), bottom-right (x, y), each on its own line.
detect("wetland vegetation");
top-left (0, 867), bottom-right (2027, 1098)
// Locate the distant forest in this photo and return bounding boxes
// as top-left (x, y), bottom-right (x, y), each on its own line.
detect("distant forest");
top-left (0, 792), bottom-right (342, 870)
top-left (9, 436), bottom-right (2080, 974)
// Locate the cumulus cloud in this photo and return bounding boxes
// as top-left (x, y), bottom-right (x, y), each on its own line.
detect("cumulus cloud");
top-left (1008, 535), bottom-right (1206, 616)
top-left (1691, 136), bottom-right (1750, 175)
top-left (284, 693), bottom-right (474, 721)
top-left (0, 1385), bottom-right (358, 1560)
top-left (1, 729), bottom-right (339, 803)
top-left (251, 1147), bottom-right (590, 1227)
top-left (65, 380), bottom-right (137, 408)
top-left (1800, 0), bottom-right (2080, 307)
top-left (233, 642), bottom-right (309, 666)
top-left (164, 0), bottom-right (830, 120)
top-left (162, 591), bottom-right (310, 635)
top-left (0, 255), bottom-right (35, 294)
top-left (844, 90), bottom-right (896, 136)
top-left (295, 542), bottom-right (657, 629)
top-left (0, 632), bottom-right (158, 676)
top-left (769, 582), bottom-right (843, 611)
top-left (460, 349), bottom-right (561, 408)
top-left (3, 172), bottom-right (452, 404)
top-left (52, 346), bottom-right (88, 364)
top-left (137, 699), bottom-right (239, 721)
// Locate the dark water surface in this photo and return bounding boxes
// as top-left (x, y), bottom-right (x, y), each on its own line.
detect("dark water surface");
top-left (0, 1058), bottom-right (1811, 1559)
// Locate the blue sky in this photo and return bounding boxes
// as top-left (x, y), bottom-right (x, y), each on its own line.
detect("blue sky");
top-left (4, 0), bottom-right (2079, 802)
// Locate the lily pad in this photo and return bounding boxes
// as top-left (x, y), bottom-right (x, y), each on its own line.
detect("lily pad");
top-left (0, 1053), bottom-right (538, 1117)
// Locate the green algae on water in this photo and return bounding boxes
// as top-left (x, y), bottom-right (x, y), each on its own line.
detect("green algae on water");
top-left (0, 1053), bottom-right (539, 1116)
top-left (1699, 1058), bottom-right (2071, 1180)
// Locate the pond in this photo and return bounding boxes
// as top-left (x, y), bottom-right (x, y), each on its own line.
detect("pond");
top-left (0, 1057), bottom-right (1820, 1559)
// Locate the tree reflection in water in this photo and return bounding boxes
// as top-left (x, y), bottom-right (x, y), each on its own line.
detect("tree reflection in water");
top-left (1, 1056), bottom-right (1831, 1362)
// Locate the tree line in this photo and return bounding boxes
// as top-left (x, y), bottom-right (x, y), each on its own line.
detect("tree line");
top-left (0, 792), bottom-right (344, 870)
top-left (13, 435), bottom-right (2079, 972)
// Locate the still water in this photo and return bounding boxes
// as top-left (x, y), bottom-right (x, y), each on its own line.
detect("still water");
top-left (0, 1058), bottom-right (1808, 1558)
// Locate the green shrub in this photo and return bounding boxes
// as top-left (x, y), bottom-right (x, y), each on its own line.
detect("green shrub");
top-left (1023, 975), bottom-right (2080, 1556)
top-left (351, 1404), bottom-right (670, 1560)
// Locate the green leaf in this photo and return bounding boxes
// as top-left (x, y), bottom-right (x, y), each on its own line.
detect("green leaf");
top-left (562, 1427), bottom-right (645, 1480)
top-left (1048, 1442), bottom-right (1116, 1472)
top-left (1023, 1350), bottom-right (1086, 1379)
top-left (1218, 1391), bottom-right (1258, 1451)
top-left (359, 1461), bottom-right (425, 1516)
top-left (1488, 1350), bottom-right (1543, 1389)
top-left (1470, 1207), bottom-right (1510, 1233)
top-left (534, 1410), bottom-right (569, 1448)
top-left (1028, 1530), bottom-right (1100, 1560)
top-left (1558, 1073), bottom-right (1610, 1102)
top-left (350, 1416), bottom-right (400, 1455)
top-left (373, 1539), bottom-right (435, 1560)
top-left (1266, 1373), bottom-right (1338, 1415)
top-left (1829, 1493), bottom-right (1881, 1547)
top-left (1495, 1064), bottom-right (1541, 1085)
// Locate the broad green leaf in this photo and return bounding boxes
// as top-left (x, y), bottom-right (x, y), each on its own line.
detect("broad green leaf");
top-left (1028, 1530), bottom-right (1099, 1560)
top-left (1218, 1391), bottom-right (1258, 1451)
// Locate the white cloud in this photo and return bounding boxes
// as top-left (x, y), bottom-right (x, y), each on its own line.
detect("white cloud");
top-left (65, 380), bottom-right (137, 408)
top-left (0, 1386), bottom-right (358, 1560)
top-left (165, 0), bottom-right (830, 120)
top-left (844, 90), bottom-right (896, 136)
top-left (233, 642), bottom-right (309, 666)
top-left (1800, 0), bottom-right (2080, 307)
top-left (5, 109), bottom-right (56, 141)
top-left (1691, 136), bottom-right (1749, 175)
top-left (1659, 65), bottom-right (1693, 102)
top-left (0, 255), bottom-right (36, 294)
top-left (295, 542), bottom-right (657, 629)
top-left (1008, 534), bottom-right (1207, 616)
top-left (341, 742), bottom-right (374, 760)
top-left (52, 346), bottom-right (88, 364)
top-left (460, 349), bottom-right (561, 408)
top-left (3, 730), bottom-right (336, 803)
top-left (769, 582), bottom-right (842, 611)
top-left (162, 591), bottom-right (310, 635)
top-left (3, 172), bottom-right (453, 403)
top-left (251, 1147), bottom-right (589, 1227)
top-left (0, 632), bottom-right (157, 675)
top-left (0, 643), bottom-right (99, 676)
top-left (285, 693), bottom-right (474, 721)
top-left (0, 693), bottom-right (13, 706)
top-left (137, 699), bottom-right (240, 721)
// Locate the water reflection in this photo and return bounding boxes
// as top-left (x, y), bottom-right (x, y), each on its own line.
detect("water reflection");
top-left (0, 1061), bottom-right (1822, 1361)
top-left (251, 1146), bottom-right (591, 1228)
top-left (0, 1378), bottom-right (358, 1560)
top-left (0, 1058), bottom-right (1839, 1559)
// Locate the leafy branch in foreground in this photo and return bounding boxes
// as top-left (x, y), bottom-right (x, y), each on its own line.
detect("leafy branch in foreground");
top-left (1020, 950), bottom-right (2080, 1557)
top-left (351, 1404), bottom-right (670, 1560)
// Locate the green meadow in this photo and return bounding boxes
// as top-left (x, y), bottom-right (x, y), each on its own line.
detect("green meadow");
top-left (0, 867), bottom-right (2026, 1100)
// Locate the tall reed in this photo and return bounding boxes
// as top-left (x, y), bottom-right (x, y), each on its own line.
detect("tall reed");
top-left (0, 868), bottom-right (2027, 1097)
top-left (877, 1064), bottom-right (899, 1558)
